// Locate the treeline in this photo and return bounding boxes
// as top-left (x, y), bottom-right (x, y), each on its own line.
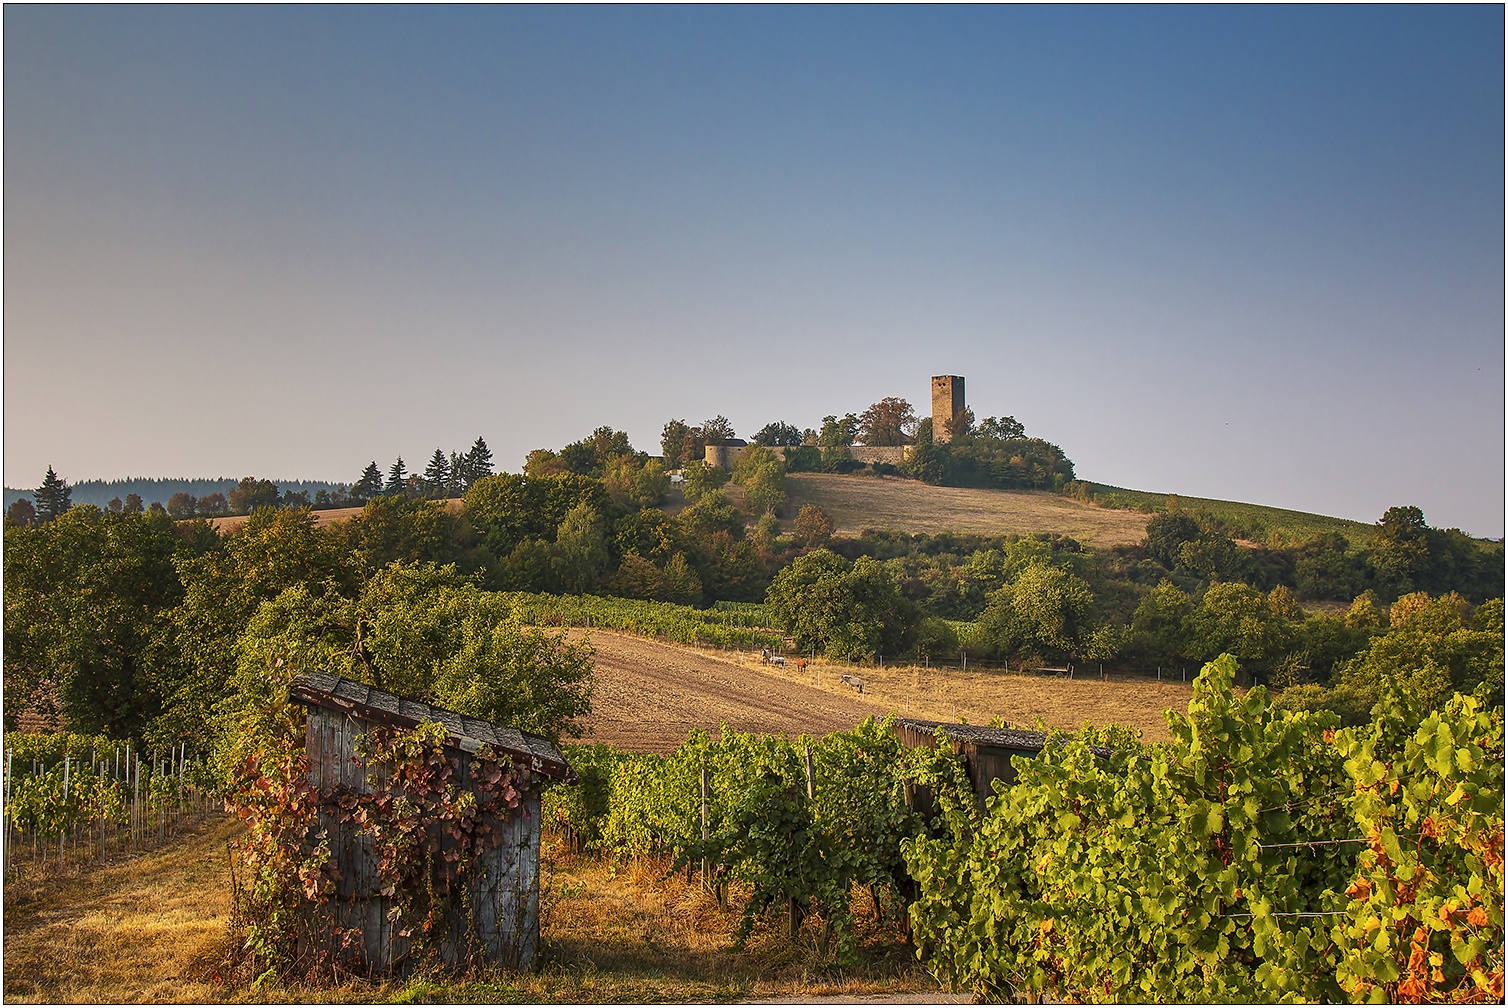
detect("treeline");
top-left (4, 438), bottom-right (495, 525)
top-left (0, 478), bottom-right (347, 516)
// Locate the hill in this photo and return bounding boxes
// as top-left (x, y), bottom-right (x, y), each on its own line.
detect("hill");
top-left (1072, 481), bottom-right (1381, 543)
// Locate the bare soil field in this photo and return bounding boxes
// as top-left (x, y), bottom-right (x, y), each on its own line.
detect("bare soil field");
top-left (782, 473), bottom-right (1151, 547)
top-left (579, 629), bottom-right (1188, 751)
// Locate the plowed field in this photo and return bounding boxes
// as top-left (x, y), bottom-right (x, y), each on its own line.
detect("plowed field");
top-left (578, 630), bottom-right (1190, 752)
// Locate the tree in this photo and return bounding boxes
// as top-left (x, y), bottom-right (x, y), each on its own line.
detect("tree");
top-left (701, 416), bottom-right (736, 447)
top-left (942, 406), bottom-right (975, 442)
top-left (1293, 532), bottom-right (1363, 601)
top-left (329, 495), bottom-right (462, 574)
top-left (198, 493), bottom-right (230, 517)
top-left (122, 493), bottom-right (144, 515)
top-left (1130, 579), bottom-right (1197, 664)
top-left (977, 416), bottom-right (1026, 440)
top-left (6, 498), bottom-right (36, 527)
top-left (681, 460), bottom-right (730, 503)
top-left (752, 421), bottom-right (804, 447)
top-left (33, 466), bottom-right (72, 522)
top-left (460, 437), bottom-right (494, 489)
top-left (977, 563), bottom-right (1099, 660)
top-left (1144, 512), bottom-right (1202, 568)
top-left (661, 419), bottom-right (692, 469)
top-left (166, 492), bottom-right (199, 519)
top-left (794, 504), bottom-right (834, 549)
top-left (351, 462), bottom-right (384, 505)
top-left (733, 446), bottom-right (786, 517)
top-left (765, 549), bottom-right (917, 659)
top-left (1367, 505), bottom-right (1433, 597)
top-left (167, 506), bottom-right (362, 743)
top-left (385, 457), bottom-right (409, 497)
top-left (225, 563), bottom-right (596, 747)
top-left (858, 398), bottom-right (917, 447)
top-left (629, 459), bottom-right (671, 510)
top-left (462, 472), bottom-right (611, 561)
top-left (4, 507), bottom-right (185, 738)
top-left (1189, 582), bottom-right (1293, 677)
top-left (228, 477), bottom-right (279, 515)
top-left (819, 415), bottom-right (859, 451)
top-left (550, 502), bottom-right (613, 594)
top-left (421, 449), bottom-right (450, 498)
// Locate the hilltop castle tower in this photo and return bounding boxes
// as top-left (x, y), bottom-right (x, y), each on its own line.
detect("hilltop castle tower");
top-left (931, 375), bottom-right (965, 443)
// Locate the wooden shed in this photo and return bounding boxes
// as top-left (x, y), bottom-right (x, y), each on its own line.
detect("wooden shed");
top-left (287, 671), bottom-right (575, 973)
top-left (892, 719), bottom-right (1114, 813)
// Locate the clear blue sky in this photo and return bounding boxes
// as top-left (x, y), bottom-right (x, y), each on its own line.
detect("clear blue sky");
top-left (5, 6), bottom-right (1503, 536)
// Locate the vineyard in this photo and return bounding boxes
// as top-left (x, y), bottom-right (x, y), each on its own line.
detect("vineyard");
top-left (502, 591), bottom-right (784, 650)
top-left (4, 658), bottom-right (1502, 1002)
top-left (542, 659), bottom-right (1505, 1002)
top-left (3, 732), bottom-right (218, 873)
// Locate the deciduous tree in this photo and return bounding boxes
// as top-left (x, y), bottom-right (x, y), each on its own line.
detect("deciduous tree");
top-left (752, 421), bottom-right (803, 447)
top-left (661, 419), bottom-right (692, 469)
top-left (794, 504), bottom-right (834, 549)
top-left (858, 398), bottom-right (917, 447)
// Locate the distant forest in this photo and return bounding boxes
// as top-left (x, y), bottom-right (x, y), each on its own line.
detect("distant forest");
top-left (2, 478), bottom-right (347, 512)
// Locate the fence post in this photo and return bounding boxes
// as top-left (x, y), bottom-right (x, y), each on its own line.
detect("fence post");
top-left (62, 756), bottom-right (70, 865)
top-left (803, 747), bottom-right (815, 801)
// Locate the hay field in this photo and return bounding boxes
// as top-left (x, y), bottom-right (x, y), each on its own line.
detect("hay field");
top-left (783, 473), bottom-right (1152, 547)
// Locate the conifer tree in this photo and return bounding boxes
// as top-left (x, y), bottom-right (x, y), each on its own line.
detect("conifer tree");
top-left (385, 457), bottom-right (408, 496)
top-left (350, 461), bottom-right (384, 505)
top-left (421, 449), bottom-right (450, 499)
top-left (461, 437), bottom-right (493, 489)
top-left (33, 466), bottom-right (72, 522)
top-left (448, 452), bottom-right (466, 496)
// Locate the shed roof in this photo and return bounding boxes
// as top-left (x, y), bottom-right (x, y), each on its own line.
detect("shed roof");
top-left (288, 670), bottom-right (575, 781)
top-left (894, 718), bottom-right (1116, 760)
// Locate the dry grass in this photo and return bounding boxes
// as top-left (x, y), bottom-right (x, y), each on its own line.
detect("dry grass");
top-left (3, 814), bottom-right (244, 1004)
top-left (2, 811), bottom-right (943, 1004)
top-left (782, 473), bottom-right (1151, 548)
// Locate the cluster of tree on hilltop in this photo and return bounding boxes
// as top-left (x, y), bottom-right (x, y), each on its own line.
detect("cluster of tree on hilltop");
top-left (641, 398), bottom-right (1074, 492)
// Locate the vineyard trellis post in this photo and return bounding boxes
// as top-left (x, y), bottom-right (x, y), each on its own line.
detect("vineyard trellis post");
top-left (60, 756), bottom-right (70, 864)
top-left (700, 759), bottom-right (710, 895)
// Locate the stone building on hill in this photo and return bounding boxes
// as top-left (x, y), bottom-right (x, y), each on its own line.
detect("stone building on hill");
top-left (931, 375), bottom-right (966, 443)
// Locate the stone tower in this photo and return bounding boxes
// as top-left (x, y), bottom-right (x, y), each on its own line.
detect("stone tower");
top-left (931, 375), bottom-right (965, 443)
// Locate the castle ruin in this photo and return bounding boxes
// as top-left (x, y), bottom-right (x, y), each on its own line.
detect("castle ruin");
top-left (931, 375), bottom-right (965, 443)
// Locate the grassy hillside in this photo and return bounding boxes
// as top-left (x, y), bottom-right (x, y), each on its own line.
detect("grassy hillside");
top-left (1071, 481), bottom-right (1380, 545)
top-left (782, 473), bottom-right (1153, 547)
top-left (778, 472), bottom-right (1387, 549)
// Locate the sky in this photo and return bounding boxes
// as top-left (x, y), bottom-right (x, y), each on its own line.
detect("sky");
top-left (5, 6), bottom-right (1504, 537)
